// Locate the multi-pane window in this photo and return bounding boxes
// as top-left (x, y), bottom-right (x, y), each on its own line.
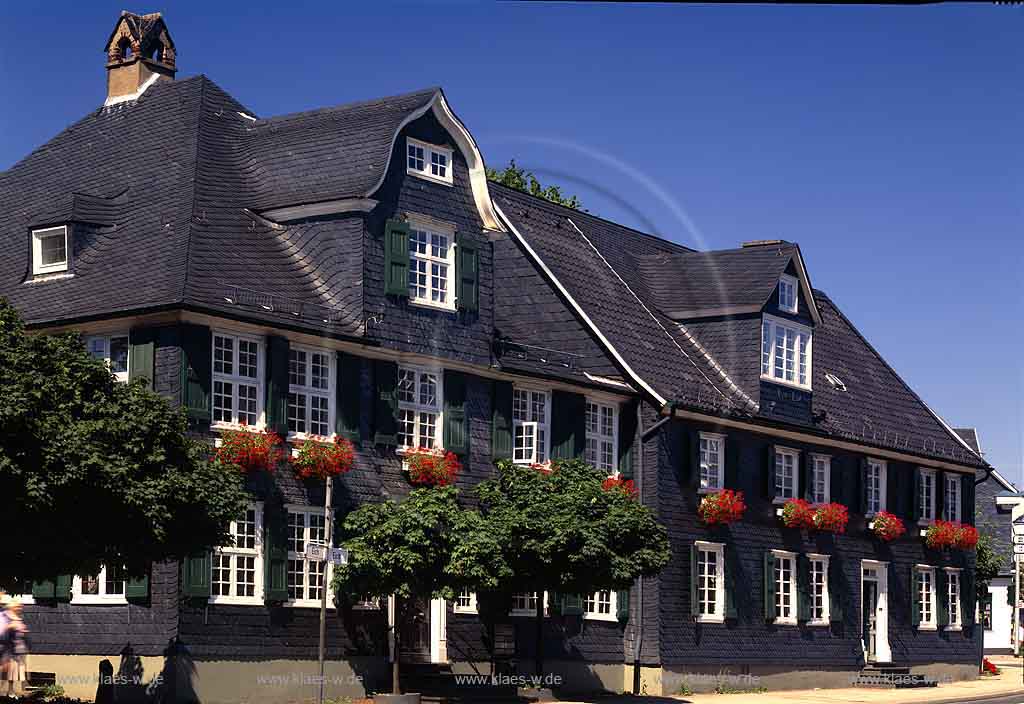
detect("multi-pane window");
top-left (397, 366), bottom-right (441, 449)
top-left (72, 566), bottom-right (126, 604)
top-left (919, 469), bottom-right (936, 522)
top-left (774, 551), bottom-right (797, 625)
top-left (511, 592), bottom-right (540, 615)
top-left (288, 347), bottom-right (333, 438)
top-left (946, 569), bottom-right (961, 629)
top-left (585, 400), bottom-right (617, 473)
top-left (86, 334), bottom-right (130, 382)
top-left (695, 541), bottom-right (725, 623)
top-left (774, 448), bottom-right (799, 500)
top-left (211, 505), bottom-right (262, 603)
top-left (454, 589), bottom-right (477, 614)
top-left (212, 333), bottom-right (262, 427)
top-left (865, 459), bottom-right (887, 515)
top-left (916, 567), bottom-right (936, 629)
top-left (32, 225), bottom-right (69, 275)
top-left (583, 590), bottom-right (617, 621)
top-left (761, 316), bottom-right (812, 389)
top-left (406, 138), bottom-right (453, 185)
top-left (513, 388), bottom-right (550, 464)
top-left (286, 508), bottom-right (331, 606)
top-left (808, 555), bottom-right (830, 624)
top-left (408, 222), bottom-right (455, 308)
top-left (699, 433), bottom-right (725, 492)
top-left (778, 274), bottom-right (798, 313)
top-left (943, 474), bottom-right (961, 522)
top-left (810, 455), bottom-right (830, 504)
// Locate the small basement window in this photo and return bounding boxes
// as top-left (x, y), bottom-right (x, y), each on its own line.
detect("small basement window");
top-left (32, 225), bottom-right (69, 276)
top-left (407, 137), bottom-right (453, 185)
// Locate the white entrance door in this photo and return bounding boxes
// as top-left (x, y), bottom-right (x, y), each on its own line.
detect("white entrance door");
top-left (861, 561), bottom-right (891, 663)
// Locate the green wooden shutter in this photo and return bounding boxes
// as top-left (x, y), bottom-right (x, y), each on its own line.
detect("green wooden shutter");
top-left (265, 335), bottom-right (290, 437)
top-left (887, 465), bottom-right (900, 517)
top-left (830, 457), bottom-right (844, 506)
top-left (797, 555), bottom-right (811, 623)
top-left (687, 429), bottom-right (701, 490)
top-left (548, 591), bottom-right (561, 616)
top-left (336, 352), bottom-right (362, 442)
top-left (766, 445), bottom-right (778, 499)
top-left (562, 593), bottom-right (583, 616)
top-left (129, 327), bottom-right (157, 389)
top-left (373, 359), bottom-right (399, 445)
top-left (617, 401), bottom-right (638, 480)
top-left (858, 458), bottom-right (869, 514)
top-left (910, 467), bottom-right (921, 522)
top-left (126, 570), bottom-right (150, 602)
top-left (55, 574), bottom-right (72, 601)
top-left (264, 503), bottom-right (289, 603)
top-left (800, 452), bottom-right (811, 502)
top-left (182, 553), bottom-right (212, 598)
top-left (937, 570), bottom-right (949, 628)
top-left (31, 580), bottom-right (55, 599)
top-left (724, 544), bottom-right (738, 619)
top-left (724, 435), bottom-right (739, 491)
top-left (383, 218), bottom-right (410, 297)
top-left (828, 557), bottom-right (843, 624)
top-left (180, 324), bottom-right (212, 424)
top-left (492, 380), bottom-right (514, 461)
top-left (910, 568), bottom-right (921, 628)
top-left (550, 391), bottom-right (586, 460)
top-left (455, 233), bottom-right (479, 312)
top-left (962, 570), bottom-right (976, 628)
top-left (616, 589), bottom-right (630, 623)
top-left (936, 471), bottom-right (946, 520)
top-left (690, 545), bottom-right (700, 618)
top-left (962, 474), bottom-right (975, 526)
top-left (763, 552), bottom-right (777, 622)
top-left (443, 369), bottom-right (468, 455)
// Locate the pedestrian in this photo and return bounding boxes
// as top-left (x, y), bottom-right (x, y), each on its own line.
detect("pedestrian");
top-left (0, 594), bottom-right (10, 697)
top-left (2, 599), bottom-right (28, 699)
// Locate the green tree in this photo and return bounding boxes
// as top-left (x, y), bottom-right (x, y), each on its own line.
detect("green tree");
top-left (0, 298), bottom-right (248, 586)
top-left (975, 531), bottom-right (1005, 602)
top-left (486, 159), bottom-right (583, 210)
top-left (460, 459), bottom-right (671, 676)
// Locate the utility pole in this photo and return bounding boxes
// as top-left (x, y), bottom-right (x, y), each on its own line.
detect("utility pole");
top-left (318, 475), bottom-right (334, 704)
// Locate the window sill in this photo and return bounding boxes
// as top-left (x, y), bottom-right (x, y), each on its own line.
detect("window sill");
top-left (917, 624), bottom-right (938, 632)
top-left (807, 620), bottom-right (830, 627)
top-left (772, 497), bottom-right (795, 506)
top-left (759, 374), bottom-right (812, 393)
top-left (407, 168), bottom-right (453, 187)
top-left (208, 597), bottom-right (264, 606)
top-left (212, 422), bottom-right (266, 435)
top-left (696, 615), bottom-right (725, 624)
top-left (583, 612), bottom-right (619, 622)
top-left (25, 271), bottom-right (74, 284)
top-left (510, 610), bottom-right (546, 618)
top-left (285, 600), bottom-right (334, 609)
top-left (773, 618), bottom-right (799, 626)
top-left (698, 486), bottom-right (724, 495)
top-left (408, 299), bottom-right (458, 314)
top-left (453, 608), bottom-right (478, 615)
top-left (945, 625), bottom-right (963, 632)
top-left (70, 596), bottom-right (128, 606)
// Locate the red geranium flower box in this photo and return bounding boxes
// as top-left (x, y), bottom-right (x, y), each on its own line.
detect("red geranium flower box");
top-left (870, 511), bottom-right (906, 542)
top-left (955, 524), bottom-right (979, 550)
top-left (924, 520), bottom-right (959, 550)
top-left (291, 437), bottom-right (356, 480)
top-left (780, 498), bottom-right (816, 529)
top-left (602, 476), bottom-right (638, 498)
top-left (698, 489), bottom-right (746, 526)
top-left (216, 428), bottom-right (284, 473)
top-left (404, 447), bottom-right (461, 486)
top-left (813, 502), bottom-right (849, 534)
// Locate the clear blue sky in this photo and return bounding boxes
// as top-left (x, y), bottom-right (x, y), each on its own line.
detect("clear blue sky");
top-left (2, 2), bottom-right (1021, 482)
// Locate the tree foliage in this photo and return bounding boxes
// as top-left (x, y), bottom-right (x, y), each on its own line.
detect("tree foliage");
top-left (975, 530), bottom-right (1005, 601)
top-left (486, 159), bottom-right (583, 210)
top-left (0, 298), bottom-right (248, 584)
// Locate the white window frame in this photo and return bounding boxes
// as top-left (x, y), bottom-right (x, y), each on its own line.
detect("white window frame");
top-left (945, 568), bottom-right (962, 631)
top-left (287, 345), bottom-right (335, 440)
top-left (585, 399), bottom-right (619, 474)
top-left (810, 454), bottom-right (831, 504)
top-left (454, 589), bottom-right (478, 615)
top-left (32, 225), bottom-right (69, 276)
top-left (699, 432), bottom-right (726, 493)
top-left (943, 474), bottom-right (961, 523)
top-left (865, 458), bottom-right (887, 516)
top-left (916, 565), bottom-right (937, 630)
top-left (778, 274), bottom-right (799, 314)
top-left (211, 331), bottom-right (264, 429)
top-left (918, 468), bottom-right (936, 524)
top-left (285, 505), bottom-right (334, 608)
top-left (583, 589), bottom-right (618, 622)
top-left (773, 550), bottom-right (798, 626)
top-left (510, 591), bottom-right (548, 617)
top-left (695, 540), bottom-right (726, 624)
top-left (210, 502), bottom-right (264, 605)
top-left (773, 446), bottom-right (800, 502)
top-left (760, 314), bottom-right (813, 390)
top-left (512, 386), bottom-right (551, 465)
top-left (86, 333), bottom-right (131, 383)
top-left (406, 137), bottom-right (454, 186)
top-left (807, 554), bottom-right (830, 626)
top-left (396, 364), bottom-right (443, 451)
top-left (71, 566), bottom-right (127, 605)
top-left (406, 215), bottom-right (457, 311)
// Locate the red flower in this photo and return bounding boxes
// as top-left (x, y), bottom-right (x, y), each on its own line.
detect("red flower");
top-left (698, 489), bottom-right (746, 525)
top-left (955, 524), bottom-right (979, 550)
top-left (983, 657), bottom-right (1000, 675)
top-left (530, 462), bottom-right (553, 475)
top-left (780, 498), bottom-right (816, 529)
top-left (602, 476), bottom-right (637, 498)
top-left (290, 437), bottom-right (356, 480)
top-left (404, 447), bottom-right (461, 486)
top-left (924, 520), bottom-right (959, 550)
top-left (871, 511), bottom-right (906, 542)
top-left (813, 503), bottom-right (849, 534)
top-left (216, 428), bottom-right (284, 473)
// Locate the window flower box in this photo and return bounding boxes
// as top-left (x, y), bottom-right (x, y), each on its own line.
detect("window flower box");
top-left (403, 447), bottom-right (461, 486)
top-left (698, 489), bottom-right (746, 526)
top-left (215, 428), bottom-right (284, 474)
top-left (813, 502), bottom-right (849, 534)
top-left (779, 498), bottom-right (815, 529)
top-left (602, 476), bottom-right (637, 499)
top-left (868, 511), bottom-right (905, 542)
top-left (290, 436), bottom-right (355, 480)
top-left (923, 520), bottom-right (958, 550)
top-left (955, 524), bottom-right (979, 550)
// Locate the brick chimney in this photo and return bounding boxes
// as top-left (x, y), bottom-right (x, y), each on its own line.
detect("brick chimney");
top-left (103, 11), bottom-right (176, 105)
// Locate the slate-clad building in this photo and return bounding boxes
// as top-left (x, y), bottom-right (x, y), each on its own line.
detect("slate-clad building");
top-left (0, 12), bottom-right (991, 702)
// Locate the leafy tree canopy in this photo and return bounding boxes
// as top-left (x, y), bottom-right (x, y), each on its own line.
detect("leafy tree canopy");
top-left (0, 299), bottom-right (248, 584)
top-left (975, 530), bottom-right (1005, 600)
top-left (486, 159), bottom-right (583, 210)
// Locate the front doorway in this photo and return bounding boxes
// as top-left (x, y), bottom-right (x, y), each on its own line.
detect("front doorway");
top-left (389, 596), bottom-right (448, 664)
top-left (861, 561), bottom-right (891, 663)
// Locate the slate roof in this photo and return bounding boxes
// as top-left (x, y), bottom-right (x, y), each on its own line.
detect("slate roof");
top-left (954, 428), bottom-right (982, 455)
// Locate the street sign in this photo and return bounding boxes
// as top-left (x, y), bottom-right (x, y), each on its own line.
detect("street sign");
top-left (329, 547), bottom-right (349, 566)
top-left (1014, 535), bottom-right (1024, 545)
top-left (305, 543), bottom-right (327, 561)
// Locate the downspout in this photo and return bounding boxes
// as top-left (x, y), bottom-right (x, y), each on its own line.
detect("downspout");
top-left (632, 400), bottom-right (646, 694)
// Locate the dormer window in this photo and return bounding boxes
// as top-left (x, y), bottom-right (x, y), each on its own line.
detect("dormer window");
top-left (32, 225), bottom-right (69, 276)
top-left (406, 138), bottom-right (453, 185)
top-left (761, 314), bottom-right (812, 390)
top-left (777, 274), bottom-right (798, 313)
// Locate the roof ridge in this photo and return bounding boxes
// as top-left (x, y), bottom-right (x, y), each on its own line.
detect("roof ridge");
top-left (254, 86), bottom-right (441, 126)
